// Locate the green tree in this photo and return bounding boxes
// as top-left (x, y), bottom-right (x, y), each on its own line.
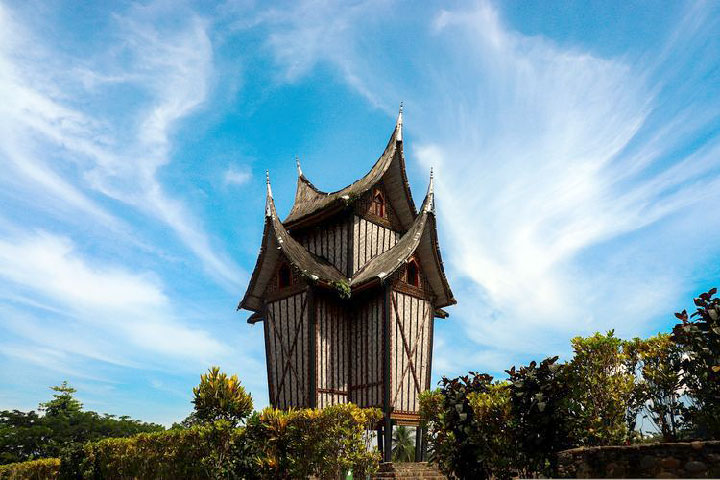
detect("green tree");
top-left (391, 426), bottom-right (415, 462)
top-left (672, 287), bottom-right (720, 438)
top-left (192, 367), bottom-right (253, 427)
top-left (0, 382), bottom-right (162, 465)
top-left (39, 382), bottom-right (82, 417)
top-left (567, 331), bottom-right (635, 446)
top-left (625, 335), bottom-right (684, 441)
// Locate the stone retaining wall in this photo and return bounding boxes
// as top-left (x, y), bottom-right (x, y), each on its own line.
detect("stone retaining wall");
top-left (557, 441), bottom-right (720, 478)
top-left (372, 462), bottom-right (447, 479)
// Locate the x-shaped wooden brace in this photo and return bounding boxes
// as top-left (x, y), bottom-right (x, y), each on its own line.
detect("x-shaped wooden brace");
top-left (268, 297), bottom-right (307, 405)
top-left (391, 293), bottom-right (428, 406)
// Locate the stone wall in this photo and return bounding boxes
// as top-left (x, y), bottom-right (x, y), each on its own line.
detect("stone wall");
top-left (372, 462), bottom-right (447, 479)
top-left (557, 441), bottom-right (720, 478)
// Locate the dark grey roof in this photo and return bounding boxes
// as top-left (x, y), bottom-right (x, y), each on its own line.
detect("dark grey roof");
top-left (283, 110), bottom-right (417, 230)
top-left (350, 173), bottom-right (455, 308)
top-left (238, 175), bottom-right (345, 313)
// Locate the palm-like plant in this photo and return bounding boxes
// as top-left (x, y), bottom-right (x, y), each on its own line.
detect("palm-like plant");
top-left (392, 425), bottom-right (415, 462)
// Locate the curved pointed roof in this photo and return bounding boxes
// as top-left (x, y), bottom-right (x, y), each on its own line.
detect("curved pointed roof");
top-left (350, 171), bottom-right (455, 308)
top-left (238, 173), bottom-right (345, 313)
top-left (284, 107), bottom-right (417, 230)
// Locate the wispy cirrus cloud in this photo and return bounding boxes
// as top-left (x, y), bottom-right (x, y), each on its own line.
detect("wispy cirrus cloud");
top-left (0, 1), bottom-right (244, 289)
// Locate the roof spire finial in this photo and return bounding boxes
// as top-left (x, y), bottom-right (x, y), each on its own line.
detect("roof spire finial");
top-left (396, 102), bottom-right (403, 143)
top-left (424, 167), bottom-right (435, 214)
top-left (295, 156), bottom-right (303, 177)
top-left (265, 170), bottom-right (274, 217)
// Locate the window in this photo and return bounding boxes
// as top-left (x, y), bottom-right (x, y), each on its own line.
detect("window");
top-left (406, 259), bottom-right (420, 287)
top-left (278, 263), bottom-right (292, 289)
top-left (371, 190), bottom-right (385, 218)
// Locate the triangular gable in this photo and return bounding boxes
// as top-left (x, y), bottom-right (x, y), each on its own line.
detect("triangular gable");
top-left (350, 174), bottom-right (455, 308)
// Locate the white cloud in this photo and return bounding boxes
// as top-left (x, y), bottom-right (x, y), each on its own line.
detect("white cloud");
top-left (0, 230), bottom-right (226, 363)
top-left (224, 164), bottom-right (252, 186)
top-left (0, 1), bottom-right (245, 289)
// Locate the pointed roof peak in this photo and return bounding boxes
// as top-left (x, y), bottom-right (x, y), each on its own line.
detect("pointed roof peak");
top-left (265, 170), bottom-right (275, 217)
top-left (295, 156), bottom-right (303, 177)
top-left (422, 167), bottom-right (435, 214)
top-left (396, 102), bottom-right (403, 143)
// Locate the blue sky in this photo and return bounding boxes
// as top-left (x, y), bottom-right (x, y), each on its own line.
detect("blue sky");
top-left (1, 0), bottom-right (719, 425)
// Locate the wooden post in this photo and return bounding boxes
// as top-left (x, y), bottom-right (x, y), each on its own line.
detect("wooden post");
top-left (414, 426), bottom-right (423, 462)
top-left (377, 425), bottom-right (384, 457)
top-left (384, 417), bottom-right (393, 463)
top-left (308, 288), bottom-right (317, 408)
top-left (383, 286), bottom-right (393, 462)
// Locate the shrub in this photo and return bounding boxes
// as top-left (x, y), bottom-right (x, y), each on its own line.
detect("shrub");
top-left (59, 421), bottom-right (255, 480)
top-left (566, 331), bottom-right (635, 446)
top-left (506, 356), bottom-right (571, 476)
top-left (672, 287), bottom-right (720, 438)
top-left (624, 334), bottom-right (684, 441)
top-left (192, 367), bottom-right (253, 427)
top-left (0, 458), bottom-right (60, 480)
top-left (467, 382), bottom-right (516, 480)
top-left (245, 404), bottom-right (381, 480)
top-left (420, 373), bottom-right (498, 480)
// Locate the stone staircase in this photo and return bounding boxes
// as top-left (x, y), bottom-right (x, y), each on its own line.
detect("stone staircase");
top-left (372, 462), bottom-right (447, 479)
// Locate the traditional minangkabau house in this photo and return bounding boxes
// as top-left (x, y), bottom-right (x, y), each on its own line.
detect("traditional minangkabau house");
top-left (238, 107), bottom-right (455, 462)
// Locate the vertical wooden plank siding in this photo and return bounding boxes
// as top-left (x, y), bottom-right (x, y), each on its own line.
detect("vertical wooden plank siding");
top-left (352, 216), bottom-right (400, 274)
top-left (390, 290), bottom-right (433, 413)
top-left (298, 220), bottom-right (351, 275)
top-left (266, 292), bottom-right (309, 409)
top-left (315, 295), bottom-right (350, 406)
top-left (349, 293), bottom-right (384, 407)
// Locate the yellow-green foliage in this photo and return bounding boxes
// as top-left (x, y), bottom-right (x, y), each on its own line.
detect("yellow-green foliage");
top-left (246, 403), bottom-right (382, 480)
top-left (625, 334), bottom-right (684, 441)
top-left (0, 458), bottom-right (59, 480)
top-left (192, 367), bottom-right (253, 425)
top-left (467, 383), bottom-right (515, 480)
top-left (58, 404), bottom-right (381, 480)
top-left (72, 421), bottom-right (248, 480)
top-left (568, 331), bottom-right (635, 446)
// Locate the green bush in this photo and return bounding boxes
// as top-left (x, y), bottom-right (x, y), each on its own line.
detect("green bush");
top-left (245, 403), bottom-right (381, 480)
top-left (672, 287), bottom-right (720, 439)
top-left (566, 330), bottom-right (635, 446)
top-left (191, 367), bottom-right (253, 427)
top-left (624, 334), bottom-right (684, 441)
top-left (0, 458), bottom-right (60, 480)
top-left (506, 356), bottom-right (572, 476)
top-left (59, 422), bottom-right (255, 480)
top-left (419, 372), bottom-right (499, 480)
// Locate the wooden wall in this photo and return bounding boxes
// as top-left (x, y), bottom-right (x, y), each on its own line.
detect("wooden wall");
top-left (352, 215), bottom-right (399, 274)
top-left (298, 220), bottom-right (352, 276)
top-left (265, 291), bottom-right (310, 409)
top-left (349, 292), bottom-right (384, 408)
top-left (315, 294), bottom-right (350, 408)
top-left (389, 290), bottom-right (433, 414)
